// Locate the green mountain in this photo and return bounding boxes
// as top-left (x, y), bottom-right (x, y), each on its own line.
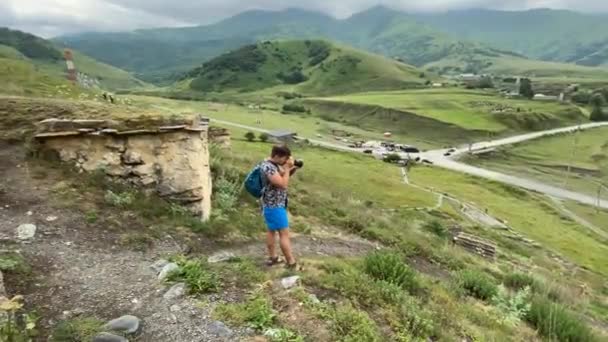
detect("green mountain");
top-left (56, 7), bottom-right (517, 82)
top-left (57, 7), bottom-right (608, 83)
top-left (184, 40), bottom-right (428, 95)
top-left (1, 27), bottom-right (146, 91)
top-left (414, 9), bottom-right (608, 67)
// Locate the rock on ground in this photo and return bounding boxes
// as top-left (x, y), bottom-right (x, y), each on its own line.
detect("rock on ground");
top-left (281, 276), bottom-right (301, 289)
top-left (209, 321), bottom-right (234, 338)
top-left (150, 259), bottom-right (169, 274)
top-left (93, 332), bottom-right (128, 342)
top-left (103, 315), bottom-right (140, 334)
top-left (163, 283), bottom-right (186, 300)
top-left (158, 263), bottom-right (179, 281)
top-left (207, 251), bottom-right (236, 263)
top-left (16, 223), bottom-right (36, 240)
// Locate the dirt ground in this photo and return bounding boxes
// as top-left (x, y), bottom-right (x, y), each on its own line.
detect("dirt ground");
top-left (0, 142), bottom-right (375, 341)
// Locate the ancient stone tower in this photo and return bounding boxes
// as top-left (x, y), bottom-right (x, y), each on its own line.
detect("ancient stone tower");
top-left (35, 116), bottom-right (212, 221)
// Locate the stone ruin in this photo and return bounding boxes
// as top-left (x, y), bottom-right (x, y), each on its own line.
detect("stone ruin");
top-left (208, 127), bottom-right (231, 148)
top-left (34, 116), bottom-right (212, 221)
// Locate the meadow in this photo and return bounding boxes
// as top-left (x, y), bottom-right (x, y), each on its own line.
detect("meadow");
top-left (312, 88), bottom-right (584, 132)
top-left (465, 126), bottom-right (608, 199)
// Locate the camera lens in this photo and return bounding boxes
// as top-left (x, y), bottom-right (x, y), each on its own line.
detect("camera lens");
top-left (294, 159), bottom-right (304, 168)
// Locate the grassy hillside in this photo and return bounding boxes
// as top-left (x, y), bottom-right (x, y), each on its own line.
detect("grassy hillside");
top-left (464, 126), bottom-right (608, 199)
top-left (425, 51), bottom-right (608, 83)
top-left (310, 88), bottom-right (585, 134)
top-left (415, 9), bottom-right (608, 67)
top-left (185, 40), bottom-right (427, 95)
top-left (1, 27), bottom-right (145, 90)
top-left (0, 55), bottom-right (82, 97)
top-left (3, 95), bottom-right (608, 340)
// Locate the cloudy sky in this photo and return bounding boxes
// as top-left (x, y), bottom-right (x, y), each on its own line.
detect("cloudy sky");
top-left (2, 0), bottom-right (607, 37)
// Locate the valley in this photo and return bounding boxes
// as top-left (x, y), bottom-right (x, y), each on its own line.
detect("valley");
top-left (1, 6), bottom-right (608, 342)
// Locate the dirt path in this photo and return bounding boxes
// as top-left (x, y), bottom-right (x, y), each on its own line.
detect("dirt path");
top-left (0, 143), bottom-right (374, 341)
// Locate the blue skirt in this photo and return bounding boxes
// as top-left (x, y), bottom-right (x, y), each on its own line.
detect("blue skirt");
top-left (263, 207), bottom-right (289, 231)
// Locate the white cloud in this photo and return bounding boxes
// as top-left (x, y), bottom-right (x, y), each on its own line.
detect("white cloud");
top-left (2, 0), bottom-right (607, 37)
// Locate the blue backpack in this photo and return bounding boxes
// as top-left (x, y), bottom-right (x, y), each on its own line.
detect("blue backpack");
top-left (244, 164), bottom-right (265, 199)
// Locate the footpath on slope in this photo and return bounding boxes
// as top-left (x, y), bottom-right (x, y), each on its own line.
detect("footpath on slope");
top-left (0, 142), bottom-right (375, 341)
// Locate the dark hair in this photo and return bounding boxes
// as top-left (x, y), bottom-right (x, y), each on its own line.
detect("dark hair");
top-left (271, 145), bottom-right (291, 158)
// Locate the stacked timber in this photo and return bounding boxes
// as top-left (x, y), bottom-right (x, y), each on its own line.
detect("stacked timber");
top-left (453, 232), bottom-right (497, 261)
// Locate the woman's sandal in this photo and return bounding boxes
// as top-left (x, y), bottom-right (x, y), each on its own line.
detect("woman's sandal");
top-left (285, 262), bottom-right (298, 270)
top-left (266, 256), bottom-right (283, 266)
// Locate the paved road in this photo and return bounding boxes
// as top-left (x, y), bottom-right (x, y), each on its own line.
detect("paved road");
top-left (212, 118), bottom-right (608, 209)
top-left (418, 121), bottom-right (608, 209)
top-left (426, 121), bottom-right (608, 158)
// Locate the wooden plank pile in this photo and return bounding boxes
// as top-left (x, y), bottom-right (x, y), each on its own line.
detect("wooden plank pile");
top-left (452, 232), bottom-right (497, 261)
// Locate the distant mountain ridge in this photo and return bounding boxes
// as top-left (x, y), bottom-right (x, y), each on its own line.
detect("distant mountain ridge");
top-left (413, 8), bottom-right (608, 66)
top-left (55, 6), bottom-right (608, 83)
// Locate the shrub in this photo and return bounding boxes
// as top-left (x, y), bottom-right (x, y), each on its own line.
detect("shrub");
top-left (215, 294), bottom-right (276, 331)
top-left (491, 285), bottom-right (531, 326)
top-left (264, 328), bottom-right (304, 342)
top-left (259, 133), bottom-right (269, 142)
top-left (330, 304), bottom-right (382, 342)
top-left (364, 251), bottom-right (419, 293)
top-left (104, 190), bottom-right (134, 207)
top-left (388, 297), bottom-right (436, 339)
top-left (526, 296), bottom-right (596, 342)
top-left (282, 104), bottom-right (307, 113)
top-left (423, 220), bottom-right (449, 239)
top-left (168, 256), bottom-right (220, 294)
top-left (51, 317), bottom-right (103, 342)
top-left (503, 272), bottom-right (537, 291)
top-left (0, 296), bottom-right (37, 341)
top-left (0, 253), bottom-right (29, 273)
top-left (213, 177), bottom-right (241, 212)
top-left (245, 131), bottom-right (256, 141)
top-left (455, 269), bottom-right (498, 301)
top-left (277, 70), bottom-right (308, 84)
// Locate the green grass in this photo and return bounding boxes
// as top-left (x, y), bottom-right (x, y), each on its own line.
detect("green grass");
top-left (527, 296), bottom-right (598, 342)
top-left (215, 294), bottom-right (277, 331)
top-left (167, 256), bottom-right (221, 294)
top-left (425, 54), bottom-right (608, 82)
top-left (314, 88), bottom-right (583, 132)
top-left (129, 94), bottom-right (407, 147)
top-left (454, 269), bottom-right (499, 301)
top-left (0, 252), bottom-right (29, 273)
top-left (409, 165), bottom-right (608, 278)
top-left (563, 202), bottom-right (608, 234)
top-left (51, 317), bottom-right (104, 342)
top-left (466, 126), bottom-right (608, 199)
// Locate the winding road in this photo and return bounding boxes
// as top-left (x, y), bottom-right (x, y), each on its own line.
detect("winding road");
top-left (212, 118), bottom-right (608, 209)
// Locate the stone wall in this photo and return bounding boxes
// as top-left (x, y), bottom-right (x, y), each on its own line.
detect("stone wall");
top-left (208, 127), bottom-right (231, 148)
top-left (35, 117), bottom-right (212, 221)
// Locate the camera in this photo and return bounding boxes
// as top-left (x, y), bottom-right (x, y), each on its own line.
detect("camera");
top-left (294, 159), bottom-right (304, 169)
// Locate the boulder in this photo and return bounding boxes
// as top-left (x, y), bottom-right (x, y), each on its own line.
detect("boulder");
top-left (150, 259), bottom-right (169, 274)
top-left (163, 283), bottom-right (186, 300)
top-left (16, 224), bottom-right (36, 240)
top-left (209, 321), bottom-right (233, 338)
top-left (158, 263), bottom-right (179, 281)
top-left (103, 315), bottom-right (140, 334)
